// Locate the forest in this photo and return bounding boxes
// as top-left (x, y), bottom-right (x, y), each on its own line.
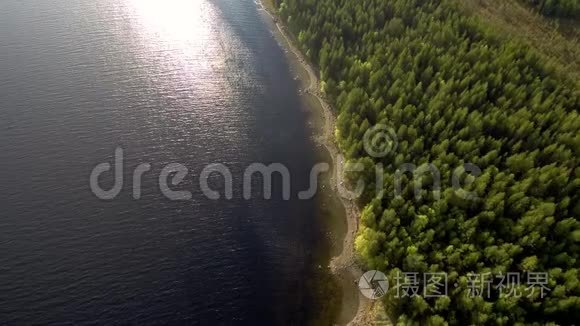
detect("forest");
top-left (522, 0), bottom-right (580, 18)
top-left (274, 0), bottom-right (580, 324)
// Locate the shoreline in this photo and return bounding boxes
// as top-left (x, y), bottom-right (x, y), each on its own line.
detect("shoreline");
top-left (256, 1), bottom-right (376, 324)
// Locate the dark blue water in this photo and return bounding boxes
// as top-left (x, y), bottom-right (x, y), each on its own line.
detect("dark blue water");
top-left (0, 0), bottom-right (323, 323)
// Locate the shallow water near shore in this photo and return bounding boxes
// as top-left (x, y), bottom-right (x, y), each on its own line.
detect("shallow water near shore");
top-left (258, 8), bottom-right (364, 324)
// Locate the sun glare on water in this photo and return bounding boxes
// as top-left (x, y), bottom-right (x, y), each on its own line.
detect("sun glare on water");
top-left (126, 0), bottom-right (214, 47)
top-left (120, 0), bottom-right (259, 108)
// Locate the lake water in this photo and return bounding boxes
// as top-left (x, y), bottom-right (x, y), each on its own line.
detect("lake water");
top-left (0, 0), bottom-right (335, 323)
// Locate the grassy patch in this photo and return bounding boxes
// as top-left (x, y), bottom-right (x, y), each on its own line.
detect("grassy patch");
top-left (464, 0), bottom-right (580, 83)
top-left (262, 0), bottom-right (277, 15)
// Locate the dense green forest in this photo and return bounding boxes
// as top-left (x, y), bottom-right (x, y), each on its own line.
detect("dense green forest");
top-left (522, 0), bottom-right (580, 18)
top-left (274, 0), bottom-right (580, 324)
